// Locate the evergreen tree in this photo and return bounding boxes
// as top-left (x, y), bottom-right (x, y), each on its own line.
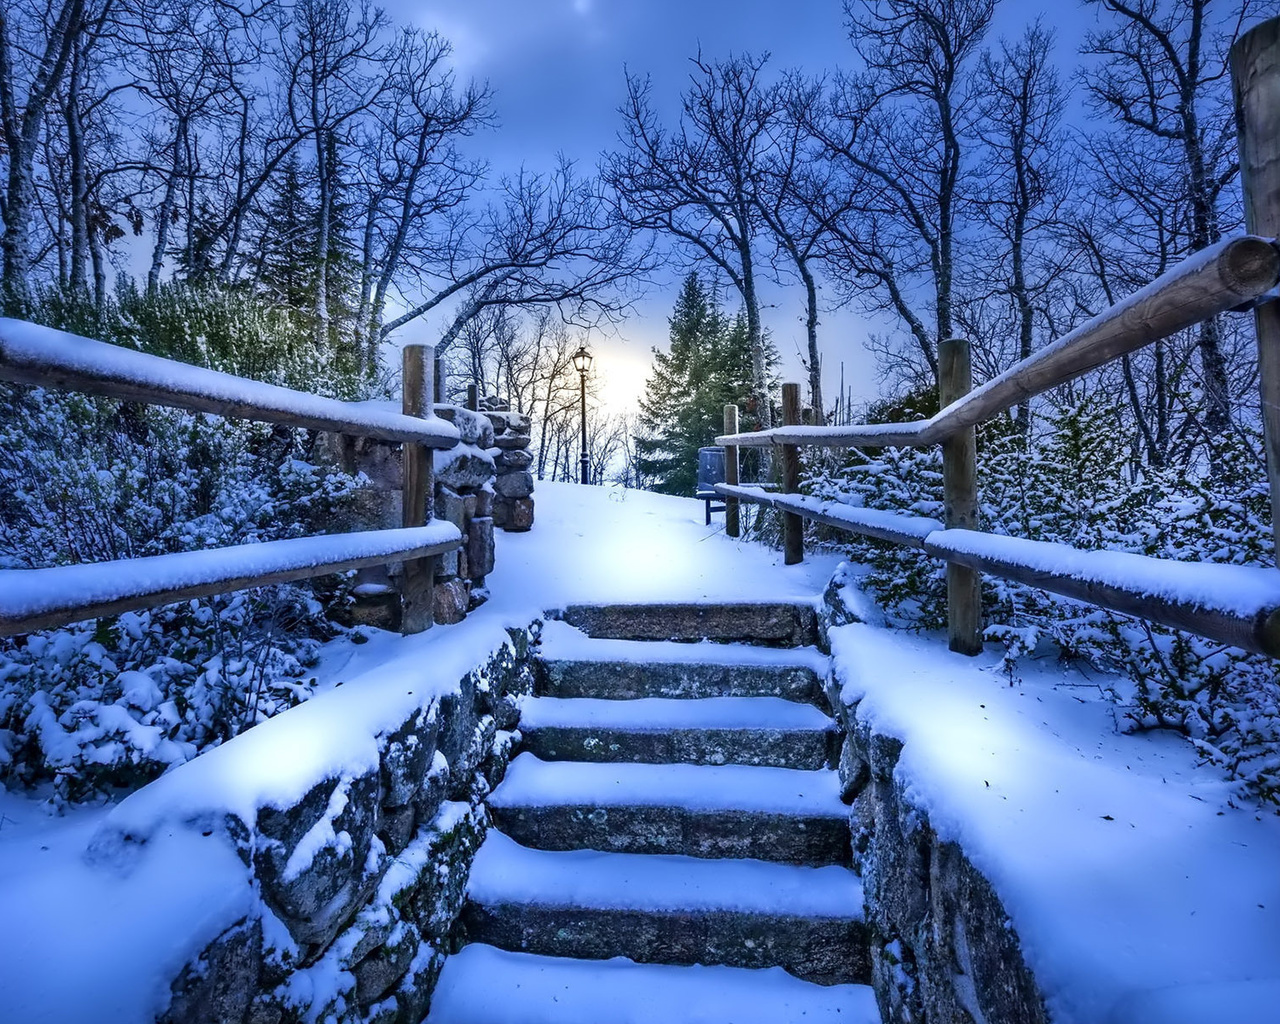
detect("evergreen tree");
top-left (250, 154), bottom-right (317, 310)
top-left (636, 273), bottom-right (767, 495)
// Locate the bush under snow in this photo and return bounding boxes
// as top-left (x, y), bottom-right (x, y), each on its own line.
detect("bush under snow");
top-left (805, 402), bottom-right (1280, 805)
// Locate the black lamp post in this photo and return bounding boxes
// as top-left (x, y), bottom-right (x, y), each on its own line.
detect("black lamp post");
top-left (572, 344), bottom-right (592, 484)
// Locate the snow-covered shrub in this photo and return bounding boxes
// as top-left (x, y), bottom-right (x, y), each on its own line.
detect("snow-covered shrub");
top-left (805, 400), bottom-right (1280, 804)
top-left (0, 287), bottom-right (373, 805)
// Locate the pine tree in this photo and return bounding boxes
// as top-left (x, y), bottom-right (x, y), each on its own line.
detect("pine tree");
top-left (250, 154), bottom-right (317, 310)
top-left (636, 273), bottom-right (766, 495)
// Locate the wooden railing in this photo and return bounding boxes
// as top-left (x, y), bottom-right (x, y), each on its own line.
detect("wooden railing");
top-left (716, 17), bottom-right (1280, 659)
top-left (0, 320), bottom-right (461, 636)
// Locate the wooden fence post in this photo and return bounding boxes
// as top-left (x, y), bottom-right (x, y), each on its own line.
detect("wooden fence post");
top-left (402, 344), bottom-right (436, 633)
top-left (466, 383), bottom-right (479, 412)
top-left (939, 338), bottom-right (983, 654)
top-left (724, 404), bottom-right (741, 538)
top-left (781, 382), bottom-right (804, 565)
top-left (1233, 16), bottom-right (1280, 561)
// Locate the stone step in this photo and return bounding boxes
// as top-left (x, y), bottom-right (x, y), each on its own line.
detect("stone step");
top-left (519, 695), bottom-right (837, 769)
top-left (535, 621), bottom-right (828, 702)
top-left (462, 832), bottom-right (870, 983)
top-left (426, 945), bottom-right (881, 1024)
top-left (487, 754), bottom-right (851, 866)
top-left (558, 601), bottom-right (819, 646)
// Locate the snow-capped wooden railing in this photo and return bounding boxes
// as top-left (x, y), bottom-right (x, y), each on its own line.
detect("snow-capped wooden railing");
top-left (717, 18), bottom-right (1280, 658)
top-left (0, 321), bottom-right (461, 636)
top-left (719, 236), bottom-right (1280, 454)
top-left (720, 486), bottom-right (1280, 657)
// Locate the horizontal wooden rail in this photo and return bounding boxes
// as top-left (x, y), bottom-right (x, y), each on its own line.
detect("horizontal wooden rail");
top-left (718, 235), bottom-right (1280, 449)
top-left (716, 484), bottom-right (941, 547)
top-left (927, 530), bottom-right (1280, 658)
top-left (0, 319), bottom-right (459, 447)
top-left (719, 485), bottom-right (1280, 657)
top-left (0, 524), bottom-right (462, 636)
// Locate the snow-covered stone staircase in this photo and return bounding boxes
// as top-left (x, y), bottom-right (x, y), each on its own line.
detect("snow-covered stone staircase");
top-left (427, 603), bottom-right (879, 1024)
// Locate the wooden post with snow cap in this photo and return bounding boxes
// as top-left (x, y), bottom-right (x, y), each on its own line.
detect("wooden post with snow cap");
top-left (781, 383), bottom-right (804, 565)
top-left (402, 344), bottom-right (436, 633)
top-left (1233, 16), bottom-right (1280, 561)
top-left (939, 338), bottom-right (983, 655)
top-left (724, 404), bottom-right (741, 538)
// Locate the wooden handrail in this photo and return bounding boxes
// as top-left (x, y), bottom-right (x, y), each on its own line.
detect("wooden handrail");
top-left (0, 525), bottom-right (462, 636)
top-left (716, 485), bottom-right (940, 547)
top-left (718, 486), bottom-right (1280, 657)
top-left (718, 235), bottom-right (1280, 449)
top-left (1, 320), bottom-right (462, 635)
top-left (717, 21), bottom-right (1280, 661)
top-left (0, 319), bottom-right (459, 447)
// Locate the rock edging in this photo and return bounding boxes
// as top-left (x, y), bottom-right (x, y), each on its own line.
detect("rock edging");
top-left (151, 622), bottom-right (539, 1024)
top-left (819, 572), bottom-right (1049, 1024)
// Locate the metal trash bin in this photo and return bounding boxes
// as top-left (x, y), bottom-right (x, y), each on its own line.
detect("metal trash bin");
top-left (696, 446), bottom-right (727, 525)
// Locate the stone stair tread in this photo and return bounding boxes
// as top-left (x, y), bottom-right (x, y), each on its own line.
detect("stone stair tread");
top-left (426, 945), bottom-right (881, 1024)
top-left (519, 695), bottom-right (835, 733)
top-left (468, 831), bottom-right (863, 918)
top-left (489, 753), bottom-right (848, 818)
top-left (539, 619), bottom-right (829, 671)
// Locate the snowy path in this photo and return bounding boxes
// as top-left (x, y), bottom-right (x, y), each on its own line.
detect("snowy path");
top-left (428, 945), bottom-right (881, 1024)
top-left (0, 482), bottom-right (1277, 1024)
top-left (436, 614), bottom-right (875, 1017)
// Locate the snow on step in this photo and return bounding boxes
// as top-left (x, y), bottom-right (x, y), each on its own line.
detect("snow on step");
top-left (467, 831), bottom-right (863, 918)
top-left (519, 695), bottom-right (834, 732)
top-left (487, 754), bottom-right (851, 864)
top-left (489, 753), bottom-right (846, 816)
top-left (519, 695), bottom-right (836, 768)
top-left (426, 945), bottom-right (881, 1024)
top-left (539, 619), bottom-right (829, 671)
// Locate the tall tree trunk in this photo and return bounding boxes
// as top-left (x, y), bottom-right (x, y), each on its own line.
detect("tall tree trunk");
top-left (741, 247), bottom-right (771, 431)
top-left (218, 94), bottom-right (252, 282)
top-left (0, 0), bottom-right (86, 314)
top-left (801, 260), bottom-right (824, 425)
top-left (1010, 203), bottom-right (1033, 436)
top-left (313, 126), bottom-right (332, 350)
top-left (65, 42), bottom-right (89, 298)
top-left (148, 122), bottom-right (186, 295)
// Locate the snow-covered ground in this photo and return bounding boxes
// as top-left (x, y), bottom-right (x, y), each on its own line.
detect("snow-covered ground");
top-left (832, 621), bottom-right (1280, 1024)
top-left (0, 483), bottom-right (836, 1023)
top-left (0, 480), bottom-right (1277, 1023)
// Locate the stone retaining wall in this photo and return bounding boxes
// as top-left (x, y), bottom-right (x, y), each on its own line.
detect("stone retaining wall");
top-left (476, 395), bottom-right (535, 533)
top-left (154, 623), bottom-right (539, 1024)
top-left (818, 576), bottom-right (1049, 1024)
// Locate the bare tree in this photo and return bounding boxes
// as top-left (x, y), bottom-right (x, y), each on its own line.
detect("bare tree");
top-left (1081, 0), bottom-right (1259, 439)
top-left (755, 75), bottom-right (857, 424)
top-left (351, 28), bottom-right (487, 371)
top-left (132, 0), bottom-right (247, 294)
top-left (0, 0), bottom-right (94, 312)
top-left (605, 52), bottom-right (779, 430)
top-left (971, 21), bottom-right (1074, 434)
top-left (382, 158), bottom-right (647, 354)
top-left (811, 0), bottom-right (996, 387)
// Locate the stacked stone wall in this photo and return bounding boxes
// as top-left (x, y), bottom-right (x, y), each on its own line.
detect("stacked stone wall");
top-left (817, 578), bottom-right (1050, 1024)
top-left (478, 395), bottom-right (535, 533)
top-left (153, 624), bottom-right (539, 1024)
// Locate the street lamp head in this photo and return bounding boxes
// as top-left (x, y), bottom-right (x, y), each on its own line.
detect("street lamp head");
top-left (572, 344), bottom-right (593, 375)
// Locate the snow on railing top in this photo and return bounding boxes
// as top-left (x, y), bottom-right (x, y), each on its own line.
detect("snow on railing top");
top-left (720, 485), bottom-right (1280, 657)
top-left (0, 524), bottom-right (462, 636)
top-left (0, 318), bottom-right (459, 447)
top-left (719, 235), bottom-right (1280, 449)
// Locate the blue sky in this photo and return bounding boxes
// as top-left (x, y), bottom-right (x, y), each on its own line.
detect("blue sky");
top-left (389, 1), bottom-right (1098, 413)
